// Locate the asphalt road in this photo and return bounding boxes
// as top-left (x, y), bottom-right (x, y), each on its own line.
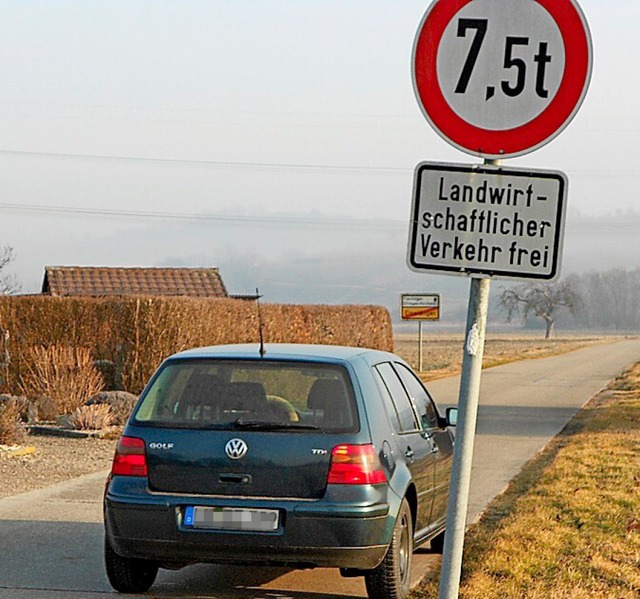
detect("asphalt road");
top-left (427, 338), bottom-right (640, 524)
top-left (0, 338), bottom-right (638, 599)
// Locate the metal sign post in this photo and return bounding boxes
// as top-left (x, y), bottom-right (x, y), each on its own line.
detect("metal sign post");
top-left (435, 157), bottom-right (497, 599)
top-left (418, 321), bottom-right (424, 372)
top-left (438, 276), bottom-right (490, 599)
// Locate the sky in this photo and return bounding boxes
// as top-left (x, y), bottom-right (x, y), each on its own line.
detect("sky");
top-left (0, 0), bottom-right (638, 322)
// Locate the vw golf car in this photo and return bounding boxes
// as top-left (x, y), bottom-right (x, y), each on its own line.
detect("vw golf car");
top-left (104, 344), bottom-right (456, 599)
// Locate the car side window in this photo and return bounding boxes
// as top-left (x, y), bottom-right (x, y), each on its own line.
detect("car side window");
top-left (394, 363), bottom-right (439, 430)
top-left (374, 362), bottom-right (420, 433)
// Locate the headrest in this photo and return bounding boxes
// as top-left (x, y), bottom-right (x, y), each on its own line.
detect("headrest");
top-left (307, 379), bottom-right (345, 410)
top-left (183, 373), bottom-right (222, 405)
top-left (226, 381), bottom-right (267, 408)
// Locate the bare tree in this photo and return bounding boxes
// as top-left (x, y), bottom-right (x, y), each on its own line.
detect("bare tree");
top-left (499, 280), bottom-right (582, 339)
top-left (568, 269), bottom-right (640, 331)
top-left (0, 246), bottom-right (20, 295)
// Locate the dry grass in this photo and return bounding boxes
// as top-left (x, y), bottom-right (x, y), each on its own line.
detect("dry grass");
top-left (18, 345), bottom-right (104, 415)
top-left (68, 403), bottom-right (113, 431)
top-left (412, 361), bottom-right (640, 599)
top-left (0, 398), bottom-right (26, 445)
top-left (394, 332), bottom-right (621, 381)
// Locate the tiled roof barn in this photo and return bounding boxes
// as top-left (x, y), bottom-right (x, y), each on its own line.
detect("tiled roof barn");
top-left (41, 266), bottom-right (229, 298)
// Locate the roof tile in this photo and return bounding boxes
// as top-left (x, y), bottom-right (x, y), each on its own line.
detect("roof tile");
top-left (42, 266), bottom-right (228, 298)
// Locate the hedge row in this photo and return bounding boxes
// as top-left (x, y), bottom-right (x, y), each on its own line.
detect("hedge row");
top-left (0, 296), bottom-right (393, 394)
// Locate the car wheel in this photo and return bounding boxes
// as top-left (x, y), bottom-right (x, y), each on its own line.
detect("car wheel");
top-left (430, 530), bottom-right (445, 554)
top-left (104, 536), bottom-right (159, 593)
top-left (364, 498), bottom-right (413, 599)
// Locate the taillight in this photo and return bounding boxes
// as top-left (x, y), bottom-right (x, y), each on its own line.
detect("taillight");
top-left (327, 444), bottom-right (387, 485)
top-left (111, 436), bottom-right (148, 477)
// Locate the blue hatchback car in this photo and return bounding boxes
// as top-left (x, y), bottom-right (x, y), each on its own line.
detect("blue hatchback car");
top-left (104, 344), bottom-right (456, 599)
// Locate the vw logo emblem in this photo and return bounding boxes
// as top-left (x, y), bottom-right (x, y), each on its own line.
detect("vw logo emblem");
top-left (225, 438), bottom-right (248, 460)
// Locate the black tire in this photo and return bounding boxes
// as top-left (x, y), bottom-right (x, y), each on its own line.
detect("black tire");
top-left (430, 530), bottom-right (445, 554)
top-left (364, 498), bottom-right (413, 599)
top-left (104, 536), bottom-right (159, 594)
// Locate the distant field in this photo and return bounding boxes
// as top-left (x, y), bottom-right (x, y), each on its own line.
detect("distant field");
top-left (393, 332), bottom-right (630, 381)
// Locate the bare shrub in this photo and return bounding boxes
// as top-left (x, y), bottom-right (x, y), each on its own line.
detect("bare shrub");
top-left (33, 395), bottom-right (58, 422)
top-left (19, 346), bottom-right (104, 415)
top-left (0, 398), bottom-right (27, 445)
top-left (94, 359), bottom-right (120, 391)
top-left (14, 396), bottom-right (30, 422)
top-left (87, 391), bottom-right (137, 426)
top-left (0, 394), bottom-right (43, 424)
top-left (69, 404), bottom-right (113, 431)
top-left (0, 394), bottom-right (30, 421)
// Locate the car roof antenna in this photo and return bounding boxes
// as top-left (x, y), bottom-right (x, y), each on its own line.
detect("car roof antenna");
top-left (256, 288), bottom-right (266, 357)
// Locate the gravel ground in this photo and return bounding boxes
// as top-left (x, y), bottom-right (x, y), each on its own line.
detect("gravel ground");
top-left (0, 433), bottom-right (117, 499)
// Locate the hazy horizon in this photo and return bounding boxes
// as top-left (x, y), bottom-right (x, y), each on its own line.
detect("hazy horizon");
top-left (1, 1), bottom-right (638, 322)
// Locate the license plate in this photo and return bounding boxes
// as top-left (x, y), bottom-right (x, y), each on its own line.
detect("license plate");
top-left (183, 506), bottom-right (279, 531)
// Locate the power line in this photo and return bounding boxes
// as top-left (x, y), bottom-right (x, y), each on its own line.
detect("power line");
top-left (0, 201), bottom-right (407, 231)
top-left (0, 149), bottom-right (408, 174)
top-left (1, 200), bottom-right (638, 232)
top-left (0, 148), bottom-right (637, 179)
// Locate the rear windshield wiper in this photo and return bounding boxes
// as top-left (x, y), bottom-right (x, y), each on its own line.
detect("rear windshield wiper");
top-left (233, 419), bottom-right (319, 431)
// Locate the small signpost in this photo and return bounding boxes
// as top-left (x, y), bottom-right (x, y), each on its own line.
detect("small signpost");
top-left (401, 294), bottom-right (440, 371)
top-left (408, 1), bottom-right (592, 597)
top-left (401, 293), bottom-right (440, 321)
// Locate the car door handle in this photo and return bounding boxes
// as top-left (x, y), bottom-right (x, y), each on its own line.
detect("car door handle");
top-left (405, 447), bottom-right (414, 461)
top-left (424, 433), bottom-right (440, 453)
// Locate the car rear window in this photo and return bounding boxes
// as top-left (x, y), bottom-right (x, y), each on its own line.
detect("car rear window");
top-left (133, 359), bottom-right (358, 433)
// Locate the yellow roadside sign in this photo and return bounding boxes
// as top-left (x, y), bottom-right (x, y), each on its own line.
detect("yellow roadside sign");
top-left (401, 294), bottom-right (440, 321)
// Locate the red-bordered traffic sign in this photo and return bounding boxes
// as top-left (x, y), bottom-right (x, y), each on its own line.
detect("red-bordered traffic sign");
top-left (412, 0), bottom-right (592, 158)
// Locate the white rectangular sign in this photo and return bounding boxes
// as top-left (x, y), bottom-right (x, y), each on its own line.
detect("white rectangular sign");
top-left (407, 162), bottom-right (567, 281)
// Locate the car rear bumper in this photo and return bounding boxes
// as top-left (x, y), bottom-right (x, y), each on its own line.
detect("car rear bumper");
top-left (104, 477), bottom-right (394, 570)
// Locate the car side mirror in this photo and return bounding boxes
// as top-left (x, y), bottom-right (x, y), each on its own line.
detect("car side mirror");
top-left (445, 407), bottom-right (458, 427)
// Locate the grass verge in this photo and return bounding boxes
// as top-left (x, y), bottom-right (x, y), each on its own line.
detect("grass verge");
top-left (412, 361), bottom-right (640, 599)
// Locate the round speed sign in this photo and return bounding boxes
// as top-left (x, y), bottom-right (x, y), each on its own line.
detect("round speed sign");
top-left (413, 0), bottom-right (592, 158)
